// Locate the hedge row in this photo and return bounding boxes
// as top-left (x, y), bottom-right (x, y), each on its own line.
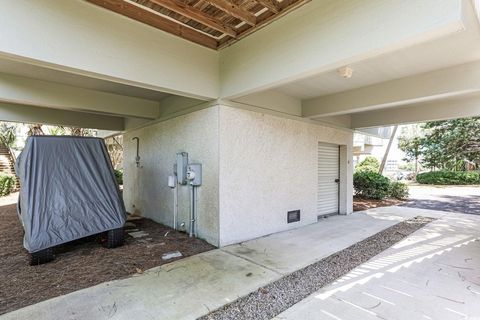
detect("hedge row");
top-left (353, 171), bottom-right (409, 200)
top-left (416, 171), bottom-right (480, 185)
top-left (0, 173), bottom-right (15, 197)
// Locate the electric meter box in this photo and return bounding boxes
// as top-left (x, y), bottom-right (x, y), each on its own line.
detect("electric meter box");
top-left (187, 163), bottom-right (202, 186)
top-left (176, 152), bottom-right (188, 185)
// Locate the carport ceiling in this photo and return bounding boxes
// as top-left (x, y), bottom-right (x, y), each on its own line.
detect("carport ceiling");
top-left (0, 58), bottom-right (171, 102)
top-left (87, 0), bottom-right (309, 49)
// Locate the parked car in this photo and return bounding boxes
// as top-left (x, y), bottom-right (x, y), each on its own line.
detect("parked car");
top-left (16, 136), bottom-right (126, 265)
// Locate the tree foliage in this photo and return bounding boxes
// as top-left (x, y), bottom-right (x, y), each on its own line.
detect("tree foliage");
top-left (355, 156), bottom-right (380, 173)
top-left (398, 136), bottom-right (422, 174)
top-left (398, 117), bottom-right (480, 172)
top-left (30, 124), bottom-right (95, 137)
top-left (105, 135), bottom-right (123, 170)
top-left (0, 123), bottom-right (17, 147)
top-left (422, 118), bottom-right (480, 170)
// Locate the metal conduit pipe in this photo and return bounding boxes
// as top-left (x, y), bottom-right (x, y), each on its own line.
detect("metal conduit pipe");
top-left (189, 183), bottom-right (195, 237)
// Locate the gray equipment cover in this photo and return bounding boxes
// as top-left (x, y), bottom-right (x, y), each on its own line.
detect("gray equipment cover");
top-left (16, 136), bottom-right (126, 253)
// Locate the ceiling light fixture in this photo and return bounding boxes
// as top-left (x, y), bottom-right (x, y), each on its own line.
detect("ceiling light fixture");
top-left (338, 66), bottom-right (354, 79)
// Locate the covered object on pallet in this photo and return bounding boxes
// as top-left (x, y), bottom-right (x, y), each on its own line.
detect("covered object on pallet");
top-left (16, 136), bottom-right (126, 263)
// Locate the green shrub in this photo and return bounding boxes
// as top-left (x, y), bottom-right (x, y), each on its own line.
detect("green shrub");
top-left (353, 171), bottom-right (391, 199)
top-left (416, 171), bottom-right (480, 185)
top-left (389, 181), bottom-right (409, 199)
top-left (355, 156), bottom-right (380, 173)
top-left (114, 169), bottom-right (123, 185)
top-left (0, 173), bottom-right (15, 196)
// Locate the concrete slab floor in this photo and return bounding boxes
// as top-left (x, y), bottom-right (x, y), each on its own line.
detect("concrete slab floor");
top-left (2, 250), bottom-right (280, 320)
top-left (275, 214), bottom-right (480, 320)
top-left (223, 207), bottom-right (446, 275)
top-left (1, 207), bottom-right (449, 320)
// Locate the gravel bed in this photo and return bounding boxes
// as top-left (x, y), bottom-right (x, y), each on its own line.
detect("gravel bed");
top-left (200, 216), bottom-right (434, 320)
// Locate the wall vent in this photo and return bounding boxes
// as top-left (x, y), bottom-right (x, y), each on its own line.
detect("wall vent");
top-left (287, 210), bottom-right (300, 223)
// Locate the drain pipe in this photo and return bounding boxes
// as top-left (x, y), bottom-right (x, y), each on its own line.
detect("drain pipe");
top-left (132, 137), bottom-right (140, 167)
top-left (189, 183), bottom-right (195, 237)
top-left (174, 179), bottom-right (178, 230)
top-left (186, 163), bottom-right (201, 238)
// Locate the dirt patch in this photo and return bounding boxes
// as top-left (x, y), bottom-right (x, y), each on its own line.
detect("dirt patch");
top-left (353, 196), bottom-right (405, 211)
top-left (0, 202), bottom-right (215, 315)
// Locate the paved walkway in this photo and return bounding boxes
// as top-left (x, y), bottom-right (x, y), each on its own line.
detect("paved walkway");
top-left (1, 207), bottom-right (445, 320)
top-left (276, 213), bottom-right (480, 320)
top-left (401, 185), bottom-right (480, 215)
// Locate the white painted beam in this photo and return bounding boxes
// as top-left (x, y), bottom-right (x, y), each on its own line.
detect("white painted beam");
top-left (220, 0), bottom-right (464, 98)
top-left (158, 95), bottom-right (206, 118)
top-left (0, 0), bottom-right (219, 100)
top-left (232, 90), bottom-right (302, 116)
top-left (0, 103), bottom-right (125, 131)
top-left (303, 61), bottom-right (480, 118)
top-left (0, 73), bottom-right (160, 119)
top-left (351, 94), bottom-right (480, 129)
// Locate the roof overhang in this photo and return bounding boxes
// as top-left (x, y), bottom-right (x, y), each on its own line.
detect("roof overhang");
top-left (86, 0), bottom-right (310, 50)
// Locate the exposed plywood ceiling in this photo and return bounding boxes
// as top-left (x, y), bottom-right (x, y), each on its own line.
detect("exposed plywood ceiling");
top-left (86, 0), bottom-right (309, 50)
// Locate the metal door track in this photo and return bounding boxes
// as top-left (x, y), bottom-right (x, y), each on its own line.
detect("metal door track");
top-left (317, 212), bottom-right (339, 220)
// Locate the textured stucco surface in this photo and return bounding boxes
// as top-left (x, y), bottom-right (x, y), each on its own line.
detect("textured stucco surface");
top-left (123, 107), bottom-right (219, 245)
top-left (218, 106), bottom-right (353, 246)
top-left (123, 104), bottom-right (353, 247)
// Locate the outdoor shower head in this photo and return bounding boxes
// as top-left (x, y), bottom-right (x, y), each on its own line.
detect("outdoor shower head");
top-left (132, 137), bottom-right (140, 167)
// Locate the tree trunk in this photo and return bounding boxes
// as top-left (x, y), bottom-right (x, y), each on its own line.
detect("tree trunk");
top-left (414, 157), bottom-right (418, 177)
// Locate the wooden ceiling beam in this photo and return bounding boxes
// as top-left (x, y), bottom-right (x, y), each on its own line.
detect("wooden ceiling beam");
top-left (87, 0), bottom-right (218, 49)
top-left (204, 0), bottom-right (257, 26)
top-left (149, 0), bottom-right (237, 37)
top-left (278, 0), bottom-right (296, 10)
top-left (256, 0), bottom-right (279, 13)
top-left (218, 0), bottom-right (310, 49)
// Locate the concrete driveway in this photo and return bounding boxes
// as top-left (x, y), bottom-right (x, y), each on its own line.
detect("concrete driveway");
top-left (400, 185), bottom-right (480, 215)
top-left (276, 213), bottom-right (480, 320)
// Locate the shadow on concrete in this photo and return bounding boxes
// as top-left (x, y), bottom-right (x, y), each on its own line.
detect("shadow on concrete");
top-left (400, 194), bottom-right (480, 215)
top-left (301, 216), bottom-right (480, 320)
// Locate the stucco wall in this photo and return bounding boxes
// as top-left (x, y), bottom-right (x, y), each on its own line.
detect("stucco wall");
top-left (123, 104), bottom-right (353, 247)
top-left (123, 107), bottom-right (219, 245)
top-left (218, 106), bottom-right (353, 246)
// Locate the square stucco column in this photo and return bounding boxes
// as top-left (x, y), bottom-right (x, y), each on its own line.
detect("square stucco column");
top-left (339, 144), bottom-right (354, 214)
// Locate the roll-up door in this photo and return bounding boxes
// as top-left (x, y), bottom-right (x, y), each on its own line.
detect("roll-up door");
top-left (317, 142), bottom-right (340, 216)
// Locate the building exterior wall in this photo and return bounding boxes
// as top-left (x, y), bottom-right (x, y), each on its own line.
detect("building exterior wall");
top-left (123, 105), bottom-right (353, 247)
top-left (218, 106), bottom-right (353, 246)
top-left (123, 107), bottom-right (220, 246)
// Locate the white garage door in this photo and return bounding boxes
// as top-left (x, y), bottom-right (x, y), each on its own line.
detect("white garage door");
top-left (317, 142), bottom-right (340, 216)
